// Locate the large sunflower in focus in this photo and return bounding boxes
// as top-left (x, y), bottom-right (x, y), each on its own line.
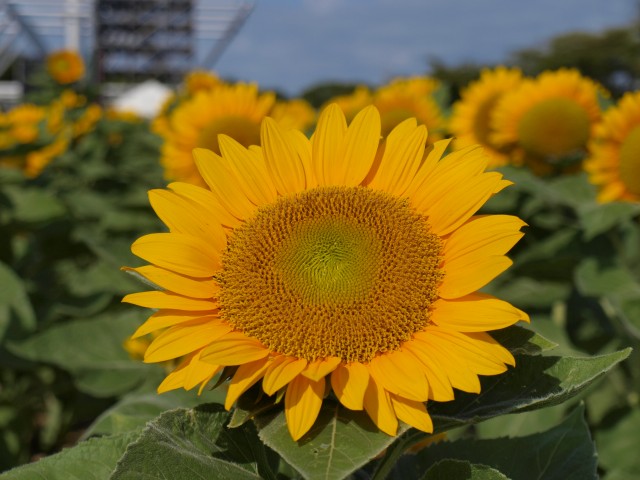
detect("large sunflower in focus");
top-left (159, 83), bottom-right (275, 186)
top-left (124, 105), bottom-right (528, 441)
top-left (585, 91), bottom-right (640, 202)
top-left (491, 69), bottom-right (604, 175)
top-left (449, 67), bottom-right (523, 167)
top-left (47, 50), bottom-right (85, 85)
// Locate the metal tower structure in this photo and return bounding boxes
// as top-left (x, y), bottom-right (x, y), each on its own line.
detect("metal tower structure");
top-left (0, 0), bottom-right (255, 83)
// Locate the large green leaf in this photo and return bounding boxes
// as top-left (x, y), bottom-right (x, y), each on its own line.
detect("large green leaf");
top-left (256, 401), bottom-right (410, 480)
top-left (83, 388), bottom-right (225, 437)
top-left (110, 404), bottom-right (279, 480)
top-left (3, 186), bottom-right (66, 223)
top-left (396, 405), bottom-right (596, 480)
top-left (422, 460), bottom-right (509, 480)
top-left (0, 432), bottom-right (139, 480)
top-left (0, 262), bottom-right (36, 341)
top-left (430, 349), bottom-right (630, 429)
top-left (7, 309), bottom-right (157, 397)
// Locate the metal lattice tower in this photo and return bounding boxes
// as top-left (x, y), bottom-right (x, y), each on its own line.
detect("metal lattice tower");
top-left (0, 0), bottom-right (255, 83)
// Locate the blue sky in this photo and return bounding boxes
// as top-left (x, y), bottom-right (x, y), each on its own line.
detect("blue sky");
top-left (212, 0), bottom-right (635, 95)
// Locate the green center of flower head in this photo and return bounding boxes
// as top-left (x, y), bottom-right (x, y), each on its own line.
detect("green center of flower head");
top-left (619, 125), bottom-right (640, 196)
top-left (197, 116), bottom-right (261, 155)
top-left (217, 186), bottom-right (444, 363)
top-left (518, 98), bottom-right (590, 158)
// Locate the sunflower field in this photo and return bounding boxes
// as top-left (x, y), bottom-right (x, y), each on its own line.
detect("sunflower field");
top-left (0, 48), bottom-right (638, 480)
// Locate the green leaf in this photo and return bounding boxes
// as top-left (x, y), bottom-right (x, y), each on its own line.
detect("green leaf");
top-left (110, 404), bottom-right (279, 480)
top-left (595, 407), bottom-right (640, 477)
top-left (490, 325), bottom-right (557, 355)
top-left (0, 262), bottom-right (36, 340)
top-left (429, 349), bottom-right (631, 429)
top-left (255, 401), bottom-right (409, 480)
top-left (575, 258), bottom-right (640, 298)
top-left (7, 309), bottom-right (157, 397)
top-left (422, 460), bottom-right (509, 480)
top-left (579, 202), bottom-right (640, 240)
top-left (485, 277), bottom-right (571, 309)
top-left (4, 186), bottom-right (66, 223)
top-left (0, 432), bottom-right (139, 480)
top-left (397, 405), bottom-right (597, 480)
top-left (83, 389), bottom-right (225, 437)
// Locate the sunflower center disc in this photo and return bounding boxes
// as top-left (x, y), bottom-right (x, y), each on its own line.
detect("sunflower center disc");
top-left (197, 115), bottom-right (261, 155)
top-left (619, 125), bottom-right (640, 196)
top-left (218, 186), bottom-right (444, 363)
top-left (518, 98), bottom-right (590, 157)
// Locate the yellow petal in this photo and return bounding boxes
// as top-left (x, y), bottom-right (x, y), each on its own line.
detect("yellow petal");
top-left (363, 376), bottom-right (397, 436)
top-left (192, 148), bottom-right (257, 220)
top-left (132, 310), bottom-right (218, 338)
top-left (224, 357), bottom-right (270, 409)
top-left (402, 341), bottom-right (454, 402)
top-left (286, 130), bottom-right (316, 189)
top-left (312, 104), bottom-right (347, 185)
top-left (301, 357), bottom-right (341, 381)
top-left (148, 189), bottom-right (226, 252)
top-left (262, 356), bottom-right (308, 395)
top-left (131, 233), bottom-right (220, 278)
top-left (260, 117), bottom-right (306, 194)
top-left (411, 334), bottom-right (481, 393)
top-left (439, 255), bottom-right (513, 299)
top-left (421, 172), bottom-right (507, 237)
top-left (330, 362), bottom-right (369, 410)
top-left (168, 181), bottom-right (239, 229)
top-left (157, 355), bottom-right (192, 393)
top-left (425, 327), bottom-right (513, 375)
top-left (341, 105), bottom-right (381, 185)
top-left (183, 352), bottom-right (222, 391)
top-left (368, 119), bottom-right (426, 196)
top-left (390, 395), bottom-right (433, 433)
top-left (144, 318), bottom-right (232, 363)
top-left (404, 138), bottom-right (452, 199)
top-left (199, 331), bottom-right (269, 366)
top-left (368, 351), bottom-right (430, 402)
top-left (218, 135), bottom-right (278, 206)
top-left (124, 266), bottom-right (219, 299)
top-left (431, 293), bottom-right (529, 332)
top-left (285, 375), bottom-right (325, 441)
top-left (443, 215), bottom-right (526, 263)
top-left (122, 291), bottom-right (217, 311)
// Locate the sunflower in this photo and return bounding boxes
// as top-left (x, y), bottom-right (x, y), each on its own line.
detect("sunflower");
top-left (449, 67), bottom-right (524, 167)
top-left (491, 69), bottom-right (605, 175)
top-left (46, 50), bottom-right (85, 85)
top-left (124, 104), bottom-right (528, 441)
top-left (321, 86), bottom-right (373, 123)
top-left (183, 70), bottom-right (223, 96)
top-left (373, 78), bottom-right (446, 140)
top-left (585, 91), bottom-right (640, 202)
top-left (270, 98), bottom-right (317, 132)
top-left (159, 83), bottom-right (276, 186)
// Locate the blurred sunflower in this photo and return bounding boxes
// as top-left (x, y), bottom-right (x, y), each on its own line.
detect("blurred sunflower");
top-left (46, 50), bottom-right (85, 85)
top-left (449, 67), bottom-right (524, 167)
top-left (491, 69), bottom-right (605, 175)
top-left (124, 105), bottom-right (528, 441)
top-left (585, 91), bottom-right (640, 202)
top-left (159, 83), bottom-right (276, 186)
top-left (183, 70), bottom-right (223, 96)
top-left (321, 86), bottom-right (373, 123)
top-left (373, 78), bottom-right (446, 140)
top-left (269, 98), bottom-right (316, 131)
top-left (7, 104), bottom-right (46, 144)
